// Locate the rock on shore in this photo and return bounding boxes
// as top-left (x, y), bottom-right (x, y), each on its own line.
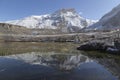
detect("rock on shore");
top-left (77, 40), bottom-right (120, 54)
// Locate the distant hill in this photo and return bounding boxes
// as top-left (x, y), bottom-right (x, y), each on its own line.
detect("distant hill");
top-left (0, 23), bottom-right (31, 35)
top-left (89, 4), bottom-right (120, 30)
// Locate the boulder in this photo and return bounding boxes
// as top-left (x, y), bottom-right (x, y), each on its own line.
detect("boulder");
top-left (106, 47), bottom-right (120, 54)
top-left (77, 41), bottom-right (120, 54)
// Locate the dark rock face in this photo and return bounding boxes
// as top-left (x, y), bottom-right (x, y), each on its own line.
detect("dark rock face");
top-left (77, 41), bottom-right (120, 54)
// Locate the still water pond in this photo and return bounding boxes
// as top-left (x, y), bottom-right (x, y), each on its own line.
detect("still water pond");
top-left (0, 42), bottom-right (118, 80)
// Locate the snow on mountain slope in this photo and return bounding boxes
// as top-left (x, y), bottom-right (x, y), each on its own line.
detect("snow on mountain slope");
top-left (89, 4), bottom-right (120, 30)
top-left (6, 9), bottom-right (97, 32)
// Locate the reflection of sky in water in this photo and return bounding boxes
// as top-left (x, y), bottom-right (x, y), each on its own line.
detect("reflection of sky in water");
top-left (0, 52), bottom-right (118, 80)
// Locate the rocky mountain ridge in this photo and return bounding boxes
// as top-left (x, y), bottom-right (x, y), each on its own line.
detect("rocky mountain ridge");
top-left (89, 4), bottom-right (120, 30)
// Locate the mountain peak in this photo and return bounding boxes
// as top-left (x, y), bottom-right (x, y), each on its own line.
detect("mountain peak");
top-left (52, 8), bottom-right (78, 18)
top-left (56, 8), bottom-right (76, 13)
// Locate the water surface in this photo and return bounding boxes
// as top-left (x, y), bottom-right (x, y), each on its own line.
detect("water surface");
top-left (0, 42), bottom-right (118, 80)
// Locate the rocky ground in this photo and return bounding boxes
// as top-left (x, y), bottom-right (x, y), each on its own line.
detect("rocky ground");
top-left (77, 30), bottom-right (120, 54)
top-left (1, 22), bottom-right (119, 43)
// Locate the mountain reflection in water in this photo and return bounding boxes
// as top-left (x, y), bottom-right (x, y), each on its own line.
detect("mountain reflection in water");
top-left (5, 52), bottom-right (92, 71)
top-left (0, 52), bottom-right (118, 80)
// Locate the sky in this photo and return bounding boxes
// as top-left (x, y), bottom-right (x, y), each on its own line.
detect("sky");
top-left (0, 0), bottom-right (120, 21)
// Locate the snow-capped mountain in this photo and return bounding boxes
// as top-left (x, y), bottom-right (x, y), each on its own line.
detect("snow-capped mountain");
top-left (89, 4), bottom-right (120, 30)
top-left (6, 9), bottom-right (96, 32)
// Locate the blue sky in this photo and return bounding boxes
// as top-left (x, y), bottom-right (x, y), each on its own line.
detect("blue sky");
top-left (0, 0), bottom-right (120, 21)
